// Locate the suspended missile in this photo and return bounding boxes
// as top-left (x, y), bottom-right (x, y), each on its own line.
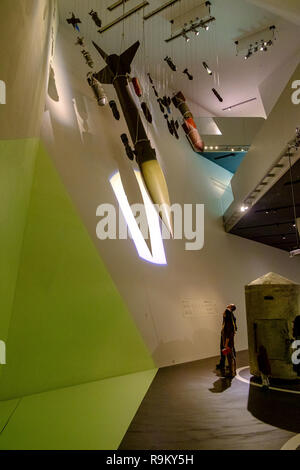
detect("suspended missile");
top-left (164, 56), bottom-right (177, 72)
top-left (157, 98), bottom-right (165, 114)
top-left (183, 68), bottom-right (193, 80)
top-left (92, 40), bottom-right (173, 236)
top-left (161, 96), bottom-right (171, 113)
top-left (147, 73), bottom-right (154, 84)
top-left (89, 10), bottom-right (102, 28)
top-left (87, 73), bottom-right (107, 106)
top-left (172, 91), bottom-right (204, 153)
top-left (81, 49), bottom-right (94, 68)
top-left (171, 119), bottom-right (179, 139)
top-left (202, 61), bottom-right (212, 75)
top-left (212, 88), bottom-right (223, 102)
top-left (131, 77), bottom-right (143, 97)
top-left (121, 134), bottom-right (135, 161)
top-left (164, 114), bottom-right (174, 136)
top-left (141, 102), bottom-right (152, 123)
top-left (109, 100), bottom-right (120, 120)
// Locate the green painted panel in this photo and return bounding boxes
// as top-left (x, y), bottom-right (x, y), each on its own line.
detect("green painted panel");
top-left (0, 138), bottom-right (38, 382)
top-left (0, 142), bottom-right (154, 399)
top-left (0, 398), bottom-right (20, 434)
top-left (0, 369), bottom-right (157, 450)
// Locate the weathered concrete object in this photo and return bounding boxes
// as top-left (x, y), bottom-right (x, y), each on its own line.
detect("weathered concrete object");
top-left (245, 272), bottom-right (300, 380)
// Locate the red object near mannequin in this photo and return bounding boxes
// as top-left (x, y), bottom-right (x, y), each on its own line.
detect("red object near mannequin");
top-left (222, 346), bottom-right (232, 356)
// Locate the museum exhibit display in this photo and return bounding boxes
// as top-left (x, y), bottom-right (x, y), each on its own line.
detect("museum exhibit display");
top-left (245, 272), bottom-right (300, 380)
top-left (0, 0), bottom-right (300, 455)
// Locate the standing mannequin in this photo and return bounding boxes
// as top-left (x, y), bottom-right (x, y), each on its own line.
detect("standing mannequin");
top-left (216, 304), bottom-right (237, 377)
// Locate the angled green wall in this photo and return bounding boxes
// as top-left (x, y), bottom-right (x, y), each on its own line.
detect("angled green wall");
top-left (0, 141), bottom-right (154, 400)
top-left (0, 139), bottom-right (38, 382)
top-left (0, 369), bottom-right (156, 450)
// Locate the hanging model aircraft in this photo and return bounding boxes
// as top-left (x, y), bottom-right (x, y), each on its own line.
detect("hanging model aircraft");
top-left (92, 40), bottom-right (173, 236)
top-left (66, 13), bottom-right (82, 31)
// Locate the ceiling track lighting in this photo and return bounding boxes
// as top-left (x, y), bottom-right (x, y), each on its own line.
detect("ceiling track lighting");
top-left (224, 127), bottom-right (300, 233)
top-left (107, 0), bottom-right (130, 11)
top-left (143, 0), bottom-right (181, 20)
top-left (165, 16), bottom-right (215, 43)
top-left (182, 26), bottom-right (191, 43)
top-left (235, 25), bottom-right (276, 60)
top-left (98, 1), bottom-right (149, 33)
top-left (222, 97), bottom-right (257, 111)
top-left (203, 145), bottom-right (250, 152)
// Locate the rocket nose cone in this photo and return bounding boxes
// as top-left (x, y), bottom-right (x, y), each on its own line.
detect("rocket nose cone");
top-left (98, 97), bottom-right (108, 106)
top-left (139, 159), bottom-right (174, 237)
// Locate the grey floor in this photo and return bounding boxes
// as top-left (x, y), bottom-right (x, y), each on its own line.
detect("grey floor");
top-left (120, 350), bottom-right (299, 450)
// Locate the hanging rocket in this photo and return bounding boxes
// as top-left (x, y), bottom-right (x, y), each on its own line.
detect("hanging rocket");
top-left (172, 91), bottom-right (204, 153)
top-left (92, 40), bottom-right (173, 236)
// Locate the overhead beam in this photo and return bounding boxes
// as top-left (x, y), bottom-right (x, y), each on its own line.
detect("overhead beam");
top-left (99, 1), bottom-right (149, 33)
top-left (143, 0), bottom-right (181, 21)
top-left (107, 0), bottom-right (130, 11)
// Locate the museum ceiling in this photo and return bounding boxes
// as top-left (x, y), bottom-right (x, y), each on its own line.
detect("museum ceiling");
top-left (58, 0), bottom-right (300, 119)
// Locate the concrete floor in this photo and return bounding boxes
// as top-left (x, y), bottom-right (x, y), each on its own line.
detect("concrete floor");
top-left (120, 350), bottom-right (300, 450)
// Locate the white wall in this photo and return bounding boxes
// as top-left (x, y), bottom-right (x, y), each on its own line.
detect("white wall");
top-left (41, 25), bottom-right (300, 368)
top-left (0, 0), bottom-right (57, 140)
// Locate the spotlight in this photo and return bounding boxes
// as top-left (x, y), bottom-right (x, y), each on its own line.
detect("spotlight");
top-left (182, 30), bottom-right (190, 42)
top-left (191, 23), bottom-right (200, 36)
top-left (182, 25), bottom-right (190, 42)
top-left (205, 25), bottom-right (209, 31)
top-left (240, 205), bottom-right (249, 213)
top-left (202, 61), bottom-right (212, 75)
top-left (215, 146), bottom-right (219, 150)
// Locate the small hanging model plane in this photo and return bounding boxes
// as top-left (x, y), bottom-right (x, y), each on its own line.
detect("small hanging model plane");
top-left (66, 13), bottom-right (81, 32)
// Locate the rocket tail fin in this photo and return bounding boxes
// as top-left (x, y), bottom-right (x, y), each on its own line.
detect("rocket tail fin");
top-left (93, 66), bottom-right (114, 84)
top-left (120, 41), bottom-right (140, 67)
top-left (92, 41), bottom-right (108, 61)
